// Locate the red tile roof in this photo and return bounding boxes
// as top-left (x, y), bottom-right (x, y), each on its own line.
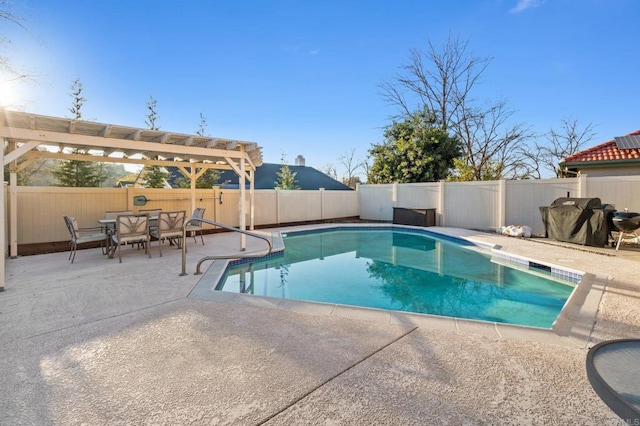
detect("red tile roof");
top-left (563, 130), bottom-right (640, 163)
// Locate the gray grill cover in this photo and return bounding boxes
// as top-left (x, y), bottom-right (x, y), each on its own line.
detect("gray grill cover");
top-left (539, 197), bottom-right (614, 247)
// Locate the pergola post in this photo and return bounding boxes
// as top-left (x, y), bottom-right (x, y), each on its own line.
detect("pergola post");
top-left (239, 145), bottom-right (246, 250)
top-left (249, 167), bottom-right (255, 231)
top-left (9, 159), bottom-right (17, 259)
top-left (190, 166), bottom-right (197, 214)
top-left (0, 137), bottom-right (5, 291)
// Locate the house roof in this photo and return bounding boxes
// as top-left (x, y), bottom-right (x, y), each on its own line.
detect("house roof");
top-left (562, 130), bottom-right (640, 165)
top-left (218, 163), bottom-right (353, 190)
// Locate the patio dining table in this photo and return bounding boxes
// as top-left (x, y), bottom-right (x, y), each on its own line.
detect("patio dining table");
top-left (586, 339), bottom-right (640, 423)
top-left (98, 216), bottom-right (158, 259)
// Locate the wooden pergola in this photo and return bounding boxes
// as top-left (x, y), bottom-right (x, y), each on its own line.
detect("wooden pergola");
top-left (0, 107), bottom-right (264, 291)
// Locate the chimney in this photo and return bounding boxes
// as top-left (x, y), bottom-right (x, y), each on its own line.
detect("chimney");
top-left (295, 155), bottom-right (305, 166)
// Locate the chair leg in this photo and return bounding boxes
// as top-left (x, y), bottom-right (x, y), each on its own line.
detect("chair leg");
top-left (199, 231), bottom-right (204, 245)
top-left (70, 242), bottom-right (77, 263)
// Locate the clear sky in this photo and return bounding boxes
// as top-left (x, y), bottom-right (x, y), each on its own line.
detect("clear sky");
top-left (2, 0), bottom-right (639, 180)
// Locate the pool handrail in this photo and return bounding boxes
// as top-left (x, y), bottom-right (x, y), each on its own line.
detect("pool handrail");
top-left (180, 216), bottom-right (273, 276)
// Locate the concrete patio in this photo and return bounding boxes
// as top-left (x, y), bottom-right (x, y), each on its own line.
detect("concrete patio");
top-left (2, 224), bottom-right (639, 425)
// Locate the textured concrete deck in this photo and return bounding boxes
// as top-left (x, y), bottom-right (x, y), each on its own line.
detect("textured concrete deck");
top-left (2, 225), bottom-right (639, 425)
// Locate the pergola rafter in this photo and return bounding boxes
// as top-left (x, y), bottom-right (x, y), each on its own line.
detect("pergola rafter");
top-left (0, 108), bottom-right (264, 291)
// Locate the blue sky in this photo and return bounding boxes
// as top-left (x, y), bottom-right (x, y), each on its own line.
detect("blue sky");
top-left (2, 0), bottom-right (639, 179)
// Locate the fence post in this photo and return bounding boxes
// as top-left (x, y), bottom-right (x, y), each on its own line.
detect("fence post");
top-left (320, 188), bottom-right (325, 220)
top-left (438, 180), bottom-right (445, 226)
top-left (498, 179), bottom-right (506, 229)
top-left (578, 173), bottom-right (588, 197)
top-left (276, 188), bottom-right (281, 224)
top-left (392, 182), bottom-right (398, 208)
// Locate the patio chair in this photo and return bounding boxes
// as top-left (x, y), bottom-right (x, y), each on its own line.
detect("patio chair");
top-left (185, 207), bottom-right (206, 245)
top-left (139, 208), bottom-right (162, 232)
top-left (149, 210), bottom-right (185, 257)
top-left (63, 215), bottom-right (108, 263)
top-left (112, 213), bottom-right (151, 263)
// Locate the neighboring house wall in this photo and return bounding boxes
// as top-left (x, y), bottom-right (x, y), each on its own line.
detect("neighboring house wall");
top-left (566, 165), bottom-right (640, 177)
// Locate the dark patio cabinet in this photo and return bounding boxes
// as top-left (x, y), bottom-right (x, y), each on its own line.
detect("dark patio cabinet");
top-left (393, 207), bottom-right (436, 227)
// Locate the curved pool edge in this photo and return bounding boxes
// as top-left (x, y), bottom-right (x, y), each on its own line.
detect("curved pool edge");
top-left (188, 223), bottom-right (604, 349)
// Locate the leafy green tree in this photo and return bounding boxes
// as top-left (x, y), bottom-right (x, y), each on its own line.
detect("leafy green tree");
top-left (52, 151), bottom-right (107, 187)
top-left (447, 158), bottom-right (503, 182)
top-left (275, 155), bottom-right (299, 189)
top-left (367, 109), bottom-right (461, 184)
top-left (142, 95), bottom-right (168, 188)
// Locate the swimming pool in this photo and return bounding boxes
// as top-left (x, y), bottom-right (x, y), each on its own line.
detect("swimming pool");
top-left (194, 227), bottom-right (582, 328)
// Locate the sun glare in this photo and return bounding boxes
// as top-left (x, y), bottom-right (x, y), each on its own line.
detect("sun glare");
top-left (0, 79), bottom-right (20, 108)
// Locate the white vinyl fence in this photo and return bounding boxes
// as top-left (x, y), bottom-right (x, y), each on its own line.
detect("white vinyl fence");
top-left (7, 174), bottom-right (640, 246)
top-left (358, 175), bottom-right (640, 236)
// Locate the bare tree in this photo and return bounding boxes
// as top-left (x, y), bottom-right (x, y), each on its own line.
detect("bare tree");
top-left (322, 163), bottom-right (338, 180)
top-left (196, 112), bottom-right (207, 136)
top-left (521, 118), bottom-right (597, 178)
top-left (338, 148), bottom-right (364, 188)
top-left (68, 78), bottom-right (85, 120)
top-left (1, 3), bottom-right (26, 77)
top-left (1, 2), bottom-right (35, 108)
top-left (380, 35), bottom-right (532, 180)
top-left (145, 95), bottom-right (159, 130)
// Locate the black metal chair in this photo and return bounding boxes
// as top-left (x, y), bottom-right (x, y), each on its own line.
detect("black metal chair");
top-left (185, 207), bottom-right (206, 245)
top-left (63, 216), bottom-right (108, 263)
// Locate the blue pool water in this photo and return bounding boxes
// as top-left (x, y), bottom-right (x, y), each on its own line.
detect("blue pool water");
top-left (213, 228), bottom-right (577, 328)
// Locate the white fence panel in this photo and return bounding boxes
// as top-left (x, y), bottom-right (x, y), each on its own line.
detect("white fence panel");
top-left (322, 190), bottom-right (358, 219)
top-left (252, 190), bottom-right (278, 226)
top-left (396, 183), bottom-right (440, 209)
top-left (277, 190), bottom-right (322, 223)
top-left (586, 175), bottom-right (640, 212)
top-left (359, 184), bottom-right (394, 221)
top-left (506, 178), bottom-right (578, 235)
top-left (444, 181), bottom-right (500, 229)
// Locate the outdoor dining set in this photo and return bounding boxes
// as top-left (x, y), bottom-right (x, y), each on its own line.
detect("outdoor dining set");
top-left (63, 208), bottom-right (206, 263)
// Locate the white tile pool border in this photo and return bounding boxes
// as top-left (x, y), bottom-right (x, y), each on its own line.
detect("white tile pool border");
top-left (187, 224), bottom-right (606, 349)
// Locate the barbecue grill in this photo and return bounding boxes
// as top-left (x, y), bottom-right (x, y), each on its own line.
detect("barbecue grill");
top-left (539, 197), bottom-right (616, 248)
top-left (612, 211), bottom-right (640, 250)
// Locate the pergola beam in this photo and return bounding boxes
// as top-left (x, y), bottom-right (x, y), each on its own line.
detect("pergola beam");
top-left (0, 127), bottom-right (246, 161)
top-left (27, 151), bottom-right (234, 171)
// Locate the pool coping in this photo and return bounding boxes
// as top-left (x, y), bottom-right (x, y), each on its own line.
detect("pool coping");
top-left (188, 223), bottom-right (607, 349)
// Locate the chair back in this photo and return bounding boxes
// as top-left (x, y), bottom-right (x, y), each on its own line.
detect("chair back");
top-left (192, 207), bottom-right (205, 220)
top-left (188, 207), bottom-right (205, 227)
top-left (139, 208), bottom-right (161, 218)
top-left (105, 210), bottom-right (133, 220)
top-left (158, 211), bottom-right (185, 233)
top-left (63, 216), bottom-right (78, 238)
top-left (116, 214), bottom-right (149, 241)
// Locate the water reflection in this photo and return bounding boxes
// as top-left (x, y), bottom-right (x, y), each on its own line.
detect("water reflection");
top-left (218, 229), bottom-right (573, 327)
